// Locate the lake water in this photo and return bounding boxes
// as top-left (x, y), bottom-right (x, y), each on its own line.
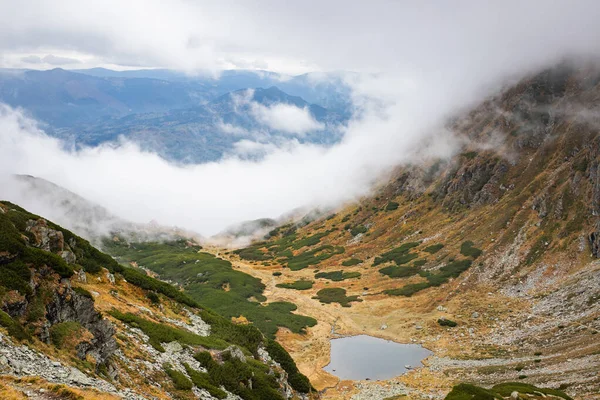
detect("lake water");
top-left (323, 335), bottom-right (432, 380)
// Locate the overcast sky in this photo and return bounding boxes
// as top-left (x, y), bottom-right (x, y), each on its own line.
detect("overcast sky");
top-left (2, 1), bottom-right (600, 237)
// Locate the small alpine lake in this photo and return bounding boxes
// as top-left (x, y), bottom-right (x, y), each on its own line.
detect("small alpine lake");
top-left (323, 335), bottom-right (432, 381)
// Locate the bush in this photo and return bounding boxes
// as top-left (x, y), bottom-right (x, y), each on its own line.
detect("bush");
top-left (147, 292), bottom-right (160, 304)
top-left (276, 280), bottom-right (314, 290)
top-left (423, 244), bottom-right (444, 254)
top-left (491, 382), bottom-right (572, 400)
top-left (272, 271), bottom-right (282, 276)
top-left (0, 310), bottom-right (31, 342)
top-left (444, 383), bottom-right (501, 400)
top-left (378, 265), bottom-right (419, 279)
top-left (315, 271), bottom-right (361, 282)
top-left (460, 241), bottom-right (482, 259)
top-left (385, 202), bottom-right (399, 211)
top-left (109, 310), bottom-right (228, 352)
top-left (437, 318), bottom-right (457, 327)
top-left (350, 225), bottom-right (368, 236)
top-left (342, 258), bottom-right (363, 266)
top-left (314, 288), bottom-right (361, 307)
top-left (164, 363), bottom-right (193, 391)
top-left (373, 242), bottom-right (420, 266)
top-left (73, 286), bottom-right (93, 300)
top-left (266, 340), bottom-right (313, 393)
top-left (183, 363), bottom-right (226, 398)
top-left (50, 321), bottom-right (82, 348)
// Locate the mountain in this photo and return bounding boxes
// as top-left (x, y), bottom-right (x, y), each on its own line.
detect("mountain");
top-left (0, 200), bottom-right (315, 399)
top-left (229, 62), bottom-right (600, 398)
top-left (0, 68), bottom-right (351, 163)
top-left (54, 86), bottom-right (345, 163)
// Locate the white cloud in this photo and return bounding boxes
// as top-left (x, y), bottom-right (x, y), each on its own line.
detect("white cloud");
top-left (250, 102), bottom-right (324, 135)
top-left (42, 54), bottom-right (81, 65)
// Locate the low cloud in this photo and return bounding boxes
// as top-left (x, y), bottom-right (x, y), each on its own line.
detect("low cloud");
top-left (250, 102), bottom-right (324, 135)
top-left (42, 54), bottom-right (81, 65)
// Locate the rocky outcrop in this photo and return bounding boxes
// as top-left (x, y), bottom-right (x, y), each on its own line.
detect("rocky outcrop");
top-left (26, 219), bottom-right (65, 252)
top-left (46, 288), bottom-right (117, 365)
top-left (589, 221), bottom-right (600, 257)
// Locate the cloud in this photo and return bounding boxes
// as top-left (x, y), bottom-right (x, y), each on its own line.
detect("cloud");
top-left (250, 102), bottom-right (324, 135)
top-left (1, 1), bottom-right (600, 239)
top-left (42, 54), bottom-right (81, 65)
top-left (20, 55), bottom-right (42, 64)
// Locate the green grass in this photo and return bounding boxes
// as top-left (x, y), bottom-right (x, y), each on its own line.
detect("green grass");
top-left (50, 321), bottom-right (83, 348)
top-left (313, 288), bottom-right (362, 307)
top-left (276, 280), bottom-right (314, 290)
top-left (460, 241), bottom-right (482, 259)
top-left (104, 239), bottom-right (317, 339)
top-left (423, 244), bottom-right (444, 254)
top-left (0, 310), bottom-right (31, 342)
top-left (373, 242), bottom-right (421, 266)
top-left (444, 383), bottom-right (502, 400)
top-left (315, 270), bottom-right (361, 281)
top-left (341, 258), bottom-right (363, 266)
top-left (109, 310), bottom-right (229, 352)
top-left (491, 382), bottom-right (572, 400)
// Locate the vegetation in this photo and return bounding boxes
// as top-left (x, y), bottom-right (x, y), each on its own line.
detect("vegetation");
top-left (350, 225), bottom-right (368, 236)
top-left (313, 288), bottom-right (362, 307)
top-left (373, 242), bottom-right (420, 266)
top-left (460, 241), bottom-right (482, 259)
top-left (265, 339), bottom-right (313, 393)
top-left (183, 363), bottom-right (227, 398)
top-left (342, 258), bottom-right (363, 266)
top-left (315, 270), bottom-right (361, 281)
top-left (104, 239), bottom-right (316, 339)
top-left (285, 245), bottom-right (345, 271)
top-left (147, 292), bottom-right (160, 304)
top-left (423, 244), bottom-right (444, 254)
top-left (444, 383), bottom-right (502, 400)
top-left (276, 280), bottom-right (314, 290)
top-left (109, 310), bottom-right (229, 352)
top-left (194, 350), bottom-right (288, 400)
top-left (378, 265), bottom-right (419, 279)
top-left (73, 286), bottom-right (93, 300)
top-left (437, 318), bottom-right (457, 327)
top-left (492, 382), bottom-right (572, 400)
top-left (164, 363), bottom-right (193, 391)
top-left (50, 321), bottom-right (83, 348)
top-left (444, 381), bottom-right (573, 400)
top-left (0, 310), bottom-right (31, 342)
top-left (385, 201), bottom-right (399, 211)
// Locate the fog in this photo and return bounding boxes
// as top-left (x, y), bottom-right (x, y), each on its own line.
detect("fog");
top-left (1, 1), bottom-right (600, 237)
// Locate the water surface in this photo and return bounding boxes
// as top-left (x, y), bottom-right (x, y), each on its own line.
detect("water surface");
top-left (324, 335), bottom-right (432, 380)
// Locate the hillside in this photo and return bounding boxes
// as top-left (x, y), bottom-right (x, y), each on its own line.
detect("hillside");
top-left (226, 63), bottom-right (600, 398)
top-left (0, 201), bottom-right (315, 399)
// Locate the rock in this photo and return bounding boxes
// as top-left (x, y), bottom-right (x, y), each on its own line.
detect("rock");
top-left (77, 269), bottom-right (87, 284)
top-left (105, 271), bottom-right (115, 285)
top-left (223, 345), bottom-right (246, 363)
top-left (59, 250), bottom-right (76, 264)
top-left (26, 219), bottom-right (64, 252)
top-left (471, 312), bottom-right (480, 319)
top-left (510, 391), bottom-right (520, 399)
top-left (437, 305), bottom-right (447, 312)
top-left (380, 324), bottom-right (388, 330)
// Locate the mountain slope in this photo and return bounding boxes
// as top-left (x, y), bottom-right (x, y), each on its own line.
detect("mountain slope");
top-left (229, 62), bottom-right (600, 398)
top-left (0, 201), bottom-right (315, 399)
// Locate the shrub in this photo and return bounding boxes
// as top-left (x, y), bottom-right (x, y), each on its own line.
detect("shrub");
top-left (385, 202), bottom-right (399, 211)
top-left (314, 288), bottom-right (361, 307)
top-left (272, 271), bottom-right (282, 276)
top-left (315, 271), bottom-right (361, 282)
top-left (378, 265), bottom-right (419, 279)
top-left (109, 310), bottom-right (228, 352)
top-left (73, 286), bottom-right (93, 300)
top-left (491, 382), bottom-right (572, 400)
top-left (0, 310), bottom-right (31, 342)
top-left (423, 244), bottom-right (444, 254)
top-left (444, 383), bottom-right (500, 400)
top-left (266, 340), bottom-right (313, 393)
top-left (276, 280), bottom-right (314, 290)
top-left (183, 363), bottom-right (226, 398)
top-left (460, 241), bottom-right (482, 259)
top-left (164, 363), bottom-right (193, 391)
top-left (50, 321), bottom-right (83, 348)
top-left (342, 258), bottom-right (363, 266)
top-left (437, 318), bottom-right (457, 327)
top-left (373, 242), bottom-right (420, 266)
top-left (350, 225), bottom-right (368, 236)
top-left (147, 292), bottom-right (160, 304)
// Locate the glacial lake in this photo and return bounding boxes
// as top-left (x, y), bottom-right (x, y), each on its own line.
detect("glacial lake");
top-left (323, 335), bottom-right (432, 380)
